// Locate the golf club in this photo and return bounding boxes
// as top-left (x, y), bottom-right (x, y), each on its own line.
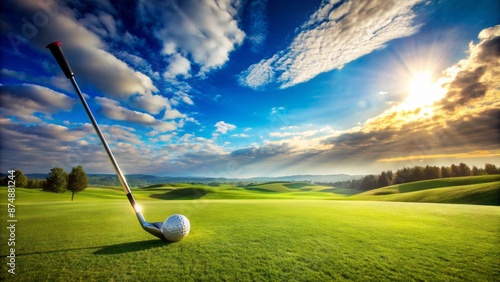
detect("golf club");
top-left (46, 42), bottom-right (165, 240)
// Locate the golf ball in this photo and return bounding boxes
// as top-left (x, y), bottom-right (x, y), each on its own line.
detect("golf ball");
top-left (162, 214), bottom-right (190, 242)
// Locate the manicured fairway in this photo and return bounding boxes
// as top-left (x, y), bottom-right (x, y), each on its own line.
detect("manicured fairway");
top-left (1, 188), bottom-right (499, 281)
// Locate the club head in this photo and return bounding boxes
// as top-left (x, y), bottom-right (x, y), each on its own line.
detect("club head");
top-left (142, 221), bottom-right (165, 240)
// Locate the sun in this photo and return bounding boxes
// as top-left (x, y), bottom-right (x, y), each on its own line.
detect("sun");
top-left (402, 71), bottom-right (444, 110)
top-left (408, 72), bottom-right (432, 97)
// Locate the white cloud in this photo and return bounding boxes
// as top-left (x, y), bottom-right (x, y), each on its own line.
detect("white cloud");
top-left (231, 133), bottom-right (250, 138)
top-left (238, 55), bottom-right (276, 89)
top-left (103, 124), bottom-right (142, 145)
top-left (478, 24), bottom-right (500, 39)
top-left (163, 109), bottom-right (186, 120)
top-left (137, 0), bottom-right (245, 74)
top-left (215, 121), bottom-right (236, 134)
top-left (164, 53), bottom-right (191, 78)
top-left (240, 0), bottom-right (424, 89)
top-left (5, 0), bottom-right (162, 113)
top-left (171, 91), bottom-right (194, 106)
top-left (132, 93), bottom-right (171, 115)
top-left (95, 97), bottom-right (178, 132)
top-left (0, 83), bottom-right (75, 122)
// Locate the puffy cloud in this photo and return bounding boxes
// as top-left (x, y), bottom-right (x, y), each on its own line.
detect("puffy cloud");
top-left (4, 0), bottom-right (159, 110)
top-left (478, 25), bottom-right (500, 39)
top-left (131, 93), bottom-right (171, 115)
top-left (170, 91), bottom-right (194, 106)
top-left (240, 0), bottom-right (424, 89)
top-left (163, 109), bottom-right (186, 120)
top-left (137, 0), bottom-right (245, 74)
top-left (0, 83), bottom-right (75, 122)
top-left (102, 125), bottom-right (142, 145)
top-left (438, 25), bottom-right (500, 112)
top-left (95, 97), bottom-right (178, 132)
top-left (164, 53), bottom-right (191, 78)
top-left (238, 55), bottom-right (276, 89)
top-left (225, 26), bottom-right (500, 175)
top-left (215, 121), bottom-right (236, 134)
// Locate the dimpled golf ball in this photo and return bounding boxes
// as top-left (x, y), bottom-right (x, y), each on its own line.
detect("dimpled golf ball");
top-left (162, 214), bottom-right (190, 242)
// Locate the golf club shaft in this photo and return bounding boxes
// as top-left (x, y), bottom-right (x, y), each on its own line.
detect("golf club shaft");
top-left (68, 77), bottom-right (132, 195)
top-left (47, 42), bottom-right (165, 240)
top-left (46, 42), bottom-right (138, 209)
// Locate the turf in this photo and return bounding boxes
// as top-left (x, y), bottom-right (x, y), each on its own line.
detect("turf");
top-left (354, 175), bottom-right (500, 205)
top-left (360, 175), bottom-right (500, 195)
top-left (1, 188), bottom-right (499, 281)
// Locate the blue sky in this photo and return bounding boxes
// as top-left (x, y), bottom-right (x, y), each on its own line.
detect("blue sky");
top-left (1, 0), bottom-right (499, 177)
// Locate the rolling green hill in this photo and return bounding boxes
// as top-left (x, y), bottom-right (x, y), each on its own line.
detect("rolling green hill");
top-left (0, 187), bottom-right (498, 281)
top-left (10, 175), bottom-right (500, 204)
top-left (352, 175), bottom-right (500, 205)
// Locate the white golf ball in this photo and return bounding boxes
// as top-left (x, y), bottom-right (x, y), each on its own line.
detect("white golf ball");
top-left (162, 214), bottom-right (190, 242)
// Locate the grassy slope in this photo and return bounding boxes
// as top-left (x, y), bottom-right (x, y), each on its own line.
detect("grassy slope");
top-left (361, 175), bottom-right (500, 195)
top-left (353, 175), bottom-right (500, 205)
top-left (141, 177), bottom-right (500, 205)
top-left (0, 188), bottom-right (499, 281)
top-left (142, 182), bottom-right (354, 200)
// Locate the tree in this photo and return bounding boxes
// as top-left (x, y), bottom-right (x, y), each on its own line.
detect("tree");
top-left (386, 170), bottom-right (394, 184)
top-left (394, 167), bottom-right (412, 184)
top-left (360, 175), bottom-right (378, 190)
top-left (377, 171), bottom-right (390, 188)
top-left (424, 165), bottom-right (440, 180)
top-left (441, 166), bottom-right (451, 178)
top-left (458, 163), bottom-right (471, 176)
top-left (450, 164), bottom-right (460, 177)
top-left (484, 163), bottom-right (498, 175)
top-left (13, 170), bottom-right (28, 188)
top-left (27, 179), bottom-right (44, 188)
top-left (67, 165), bottom-right (88, 201)
top-left (44, 167), bottom-right (68, 193)
top-left (412, 166), bottom-right (425, 182)
top-left (472, 166), bottom-right (479, 176)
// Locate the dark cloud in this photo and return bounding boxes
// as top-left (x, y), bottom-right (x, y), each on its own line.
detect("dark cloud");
top-left (441, 66), bottom-right (487, 110)
top-left (476, 36), bottom-right (500, 62)
top-left (439, 31), bottom-right (500, 111)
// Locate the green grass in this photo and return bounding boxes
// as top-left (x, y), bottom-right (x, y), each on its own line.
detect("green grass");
top-left (362, 175), bottom-right (500, 195)
top-left (353, 175), bottom-right (500, 205)
top-left (1, 187), bottom-right (499, 281)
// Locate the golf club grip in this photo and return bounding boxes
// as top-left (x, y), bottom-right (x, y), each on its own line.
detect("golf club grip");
top-left (46, 42), bottom-right (74, 78)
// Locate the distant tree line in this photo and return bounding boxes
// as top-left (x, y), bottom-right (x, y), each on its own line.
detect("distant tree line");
top-left (331, 163), bottom-right (499, 191)
top-left (2, 166), bottom-right (88, 201)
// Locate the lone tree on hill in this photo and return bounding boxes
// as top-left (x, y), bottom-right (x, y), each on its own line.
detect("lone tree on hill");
top-left (44, 167), bottom-right (68, 193)
top-left (67, 165), bottom-right (88, 201)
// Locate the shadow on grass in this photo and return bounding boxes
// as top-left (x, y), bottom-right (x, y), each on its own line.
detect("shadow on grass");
top-left (283, 183), bottom-right (310, 189)
top-left (7, 240), bottom-right (169, 257)
top-left (94, 239), bottom-right (170, 255)
top-left (320, 188), bottom-right (359, 196)
top-left (150, 187), bottom-right (211, 200)
top-left (244, 187), bottom-right (278, 193)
